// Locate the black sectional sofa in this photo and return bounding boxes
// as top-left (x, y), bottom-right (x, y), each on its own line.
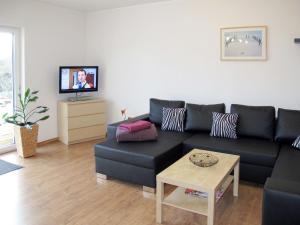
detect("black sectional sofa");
top-left (262, 108), bottom-right (300, 225)
top-left (94, 99), bottom-right (300, 225)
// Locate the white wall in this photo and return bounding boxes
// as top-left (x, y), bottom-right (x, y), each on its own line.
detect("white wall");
top-left (86, 0), bottom-right (300, 123)
top-left (0, 0), bottom-right (86, 141)
top-left (1, 0), bottom-right (300, 141)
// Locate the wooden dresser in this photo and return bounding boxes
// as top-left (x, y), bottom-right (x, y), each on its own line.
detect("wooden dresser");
top-left (58, 99), bottom-right (106, 145)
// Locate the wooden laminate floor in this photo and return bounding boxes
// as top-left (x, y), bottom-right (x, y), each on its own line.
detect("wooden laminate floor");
top-left (0, 141), bottom-right (262, 225)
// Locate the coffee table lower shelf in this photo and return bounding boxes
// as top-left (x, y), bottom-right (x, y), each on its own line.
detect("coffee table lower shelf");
top-left (162, 175), bottom-right (233, 216)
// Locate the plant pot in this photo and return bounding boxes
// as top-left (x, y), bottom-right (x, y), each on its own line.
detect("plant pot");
top-left (14, 124), bottom-right (39, 158)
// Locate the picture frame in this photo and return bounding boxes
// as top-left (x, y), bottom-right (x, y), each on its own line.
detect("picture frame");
top-left (220, 26), bottom-right (267, 61)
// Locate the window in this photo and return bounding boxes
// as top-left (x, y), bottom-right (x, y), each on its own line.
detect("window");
top-left (0, 27), bottom-right (20, 154)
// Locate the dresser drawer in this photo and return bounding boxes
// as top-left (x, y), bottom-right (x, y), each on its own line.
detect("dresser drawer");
top-left (68, 125), bottom-right (106, 143)
top-left (68, 114), bottom-right (106, 130)
top-left (68, 102), bottom-right (105, 117)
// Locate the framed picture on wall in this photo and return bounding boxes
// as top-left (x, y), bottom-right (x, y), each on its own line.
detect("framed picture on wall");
top-left (220, 26), bottom-right (267, 61)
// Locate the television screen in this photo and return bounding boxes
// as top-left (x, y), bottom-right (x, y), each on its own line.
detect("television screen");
top-left (59, 66), bottom-right (98, 93)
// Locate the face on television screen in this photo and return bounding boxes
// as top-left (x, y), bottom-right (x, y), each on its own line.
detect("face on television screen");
top-left (60, 67), bottom-right (98, 92)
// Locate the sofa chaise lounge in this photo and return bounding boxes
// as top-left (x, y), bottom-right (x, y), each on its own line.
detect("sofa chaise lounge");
top-left (94, 99), bottom-right (300, 225)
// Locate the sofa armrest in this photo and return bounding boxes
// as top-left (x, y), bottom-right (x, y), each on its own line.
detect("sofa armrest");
top-left (107, 113), bottom-right (150, 139)
top-left (262, 178), bottom-right (300, 225)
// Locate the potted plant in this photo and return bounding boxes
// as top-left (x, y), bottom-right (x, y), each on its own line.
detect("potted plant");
top-left (2, 88), bottom-right (49, 158)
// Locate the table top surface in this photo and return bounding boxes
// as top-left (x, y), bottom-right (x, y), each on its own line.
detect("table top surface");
top-left (157, 149), bottom-right (240, 192)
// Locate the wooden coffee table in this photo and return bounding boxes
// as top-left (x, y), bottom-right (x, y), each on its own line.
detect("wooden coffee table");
top-left (156, 149), bottom-right (240, 225)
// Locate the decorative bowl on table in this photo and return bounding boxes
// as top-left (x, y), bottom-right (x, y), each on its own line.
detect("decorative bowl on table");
top-left (189, 153), bottom-right (219, 167)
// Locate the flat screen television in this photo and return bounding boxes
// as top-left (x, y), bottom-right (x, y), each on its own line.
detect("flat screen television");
top-left (59, 66), bottom-right (98, 94)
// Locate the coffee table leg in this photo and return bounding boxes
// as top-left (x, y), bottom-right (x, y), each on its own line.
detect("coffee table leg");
top-left (233, 161), bottom-right (240, 197)
top-left (207, 190), bottom-right (215, 225)
top-left (156, 180), bottom-right (164, 223)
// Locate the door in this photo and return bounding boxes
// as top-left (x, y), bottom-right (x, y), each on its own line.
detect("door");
top-left (0, 27), bottom-right (19, 154)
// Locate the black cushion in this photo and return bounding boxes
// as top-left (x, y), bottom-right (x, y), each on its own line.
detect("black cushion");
top-left (149, 98), bottom-right (185, 125)
top-left (231, 104), bottom-right (275, 140)
top-left (95, 127), bottom-right (192, 170)
top-left (275, 108), bottom-right (300, 143)
top-left (185, 103), bottom-right (225, 132)
top-left (182, 133), bottom-right (279, 167)
top-left (271, 144), bottom-right (300, 182)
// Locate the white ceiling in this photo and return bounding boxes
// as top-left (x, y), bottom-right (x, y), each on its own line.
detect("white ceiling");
top-left (36, 0), bottom-right (171, 12)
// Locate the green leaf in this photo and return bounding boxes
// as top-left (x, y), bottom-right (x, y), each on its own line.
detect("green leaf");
top-left (31, 90), bottom-right (39, 95)
top-left (4, 119), bottom-right (16, 125)
top-left (18, 93), bottom-right (24, 108)
top-left (28, 96), bottom-right (38, 102)
top-left (37, 109), bottom-right (48, 113)
top-left (2, 113), bottom-right (8, 119)
top-left (11, 113), bottom-right (22, 118)
top-left (38, 106), bottom-right (49, 112)
top-left (39, 115), bottom-right (50, 121)
top-left (4, 116), bottom-right (22, 126)
top-left (25, 88), bottom-right (30, 99)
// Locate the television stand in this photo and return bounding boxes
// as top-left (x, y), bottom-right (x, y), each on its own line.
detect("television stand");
top-left (58, 98), bottom-right (106, 145)
top-left (68, 93), bottom-right (94, 102)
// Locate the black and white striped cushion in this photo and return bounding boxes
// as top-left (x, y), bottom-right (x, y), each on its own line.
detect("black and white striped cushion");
top-left (161, 107), bottom-right (186, 132)
top-left (210, 112), bottom-right (238, 139)
top-left (292, 136), bottom-right (300, 149)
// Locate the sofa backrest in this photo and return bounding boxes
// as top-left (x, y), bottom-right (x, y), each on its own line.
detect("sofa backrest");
top-left (149, 98), bottom-right (185, 125)
top-left (275, 108), bottom-right (300, 143)
top-left (148, 99), bottom-right (300, 143)
top-left (231, 104), bottom-right (275, 140)
top-left (185, 103), bottom-right (225, 132)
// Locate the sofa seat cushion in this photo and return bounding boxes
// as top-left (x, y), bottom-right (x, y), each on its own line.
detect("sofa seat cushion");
top-left (183, 133), bottom-right (279, 167)
top-left (95, 128), bottom-right (192, 170)
top-left (271, 145), bottom-right (300, 182)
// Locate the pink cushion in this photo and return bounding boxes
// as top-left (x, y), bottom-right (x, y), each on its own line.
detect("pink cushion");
top-left (116, 124), bottom-right (158, 142)
top-left (119, 120), bottom-right (152, 133)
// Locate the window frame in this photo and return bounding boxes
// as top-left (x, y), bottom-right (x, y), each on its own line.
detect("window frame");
top-left (0, 26), bottom-right (22, 154)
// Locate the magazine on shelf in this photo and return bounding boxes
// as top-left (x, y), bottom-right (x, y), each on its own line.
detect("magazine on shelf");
top-left (185, 187), bottom-right (225, 200)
